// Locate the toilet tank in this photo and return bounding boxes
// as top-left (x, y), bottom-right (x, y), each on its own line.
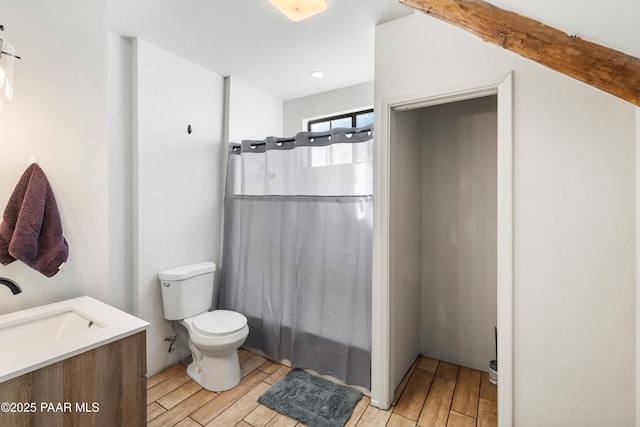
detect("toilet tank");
top-left (159, 262), bottom-right (216, 321)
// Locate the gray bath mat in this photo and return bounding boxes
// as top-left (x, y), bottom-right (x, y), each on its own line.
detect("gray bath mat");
top-left (258, 368), bottom-right (363, 427)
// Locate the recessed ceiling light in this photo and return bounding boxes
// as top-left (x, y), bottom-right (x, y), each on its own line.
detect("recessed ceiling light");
top-left (310, 71), bottom-right (323, 78)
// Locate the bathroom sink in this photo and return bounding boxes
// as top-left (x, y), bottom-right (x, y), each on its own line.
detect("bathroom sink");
top-left (0, 308), bottom-right (103, 353)
top-left (0, 296), bottom-right (148, 382)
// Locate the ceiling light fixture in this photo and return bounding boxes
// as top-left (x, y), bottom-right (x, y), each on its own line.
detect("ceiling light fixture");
top-left (310, 71), bottom-right (323, 78)
top-left (269, 0), bottom-right (328, 22)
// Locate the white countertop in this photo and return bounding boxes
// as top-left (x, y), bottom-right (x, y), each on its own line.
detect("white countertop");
top-left (0, 296), bottom-right (149, 383)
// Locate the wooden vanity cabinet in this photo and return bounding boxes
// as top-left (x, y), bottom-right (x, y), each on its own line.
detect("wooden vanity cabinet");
top-left (0, 331), bottom-right (146, 426)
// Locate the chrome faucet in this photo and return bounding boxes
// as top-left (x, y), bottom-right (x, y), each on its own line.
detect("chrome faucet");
top-left (0, 277), bottom-right (22, 295)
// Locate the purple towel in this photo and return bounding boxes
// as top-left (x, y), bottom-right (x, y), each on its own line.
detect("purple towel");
top-left (0, 164), bottom-right (69, 277)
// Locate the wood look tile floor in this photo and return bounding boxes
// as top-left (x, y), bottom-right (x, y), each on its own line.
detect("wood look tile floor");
top-left (147, 349), bottom-right (498, 427)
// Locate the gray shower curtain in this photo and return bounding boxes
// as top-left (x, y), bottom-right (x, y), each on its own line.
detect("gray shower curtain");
top-left (219, 127), bottom-right (373, 389)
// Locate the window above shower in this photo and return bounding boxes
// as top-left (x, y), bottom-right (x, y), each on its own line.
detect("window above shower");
top-left (307, 108), bottom-right (374, 132)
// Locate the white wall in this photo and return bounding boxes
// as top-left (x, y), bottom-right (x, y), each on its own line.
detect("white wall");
top-left (389, 108), bottom-right (423, 390)
top-left (226, 76), bottom-right (283, 143)
top-left (283, 81), bottom-right (373, 136)
top-left (376, 13), bottom-right (636, 425)
top-left (132, 38), bottom-right (225, 375)
top-left (107, 31), bottom-right (133, 312)
top-left (0, 0), bottom-right (111, 314)
top-left (418, 97), bottom-right (497, 371)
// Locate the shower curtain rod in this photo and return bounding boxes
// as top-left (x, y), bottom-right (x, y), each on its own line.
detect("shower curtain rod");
top-left (240, 127), bottom-right (373, 148)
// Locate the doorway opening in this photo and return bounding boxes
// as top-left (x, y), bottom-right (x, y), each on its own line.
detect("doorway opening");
top-left (372, 73), bottom-right (513, 426)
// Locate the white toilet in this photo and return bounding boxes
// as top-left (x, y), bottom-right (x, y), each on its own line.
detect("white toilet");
top-left (159, 261), bottom-right (249, 392)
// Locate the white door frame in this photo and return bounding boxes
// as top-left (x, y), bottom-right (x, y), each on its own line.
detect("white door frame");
top-left (636, 106), bottom-right (640, 427)
top-left (371, 72), bottom-right (514, 426)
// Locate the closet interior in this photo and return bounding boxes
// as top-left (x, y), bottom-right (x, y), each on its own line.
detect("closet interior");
top-left (389, 95), bottom-right (499, 388)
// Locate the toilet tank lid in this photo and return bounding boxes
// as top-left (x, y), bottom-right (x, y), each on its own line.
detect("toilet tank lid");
top-left (158, 262), bottom-right (216, 280)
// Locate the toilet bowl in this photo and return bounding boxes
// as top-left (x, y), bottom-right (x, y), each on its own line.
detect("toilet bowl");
top-left (179, 310), bottom-right (249, 391)
top-left (159, 262), bottom-right (249, 392)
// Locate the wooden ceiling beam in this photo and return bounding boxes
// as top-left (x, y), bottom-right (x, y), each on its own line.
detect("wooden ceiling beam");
top-left (400, 0), bottom-right (640, 107)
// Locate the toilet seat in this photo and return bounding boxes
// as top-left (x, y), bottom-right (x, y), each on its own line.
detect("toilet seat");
top-left (192, 310), bottom-right (247, 337)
